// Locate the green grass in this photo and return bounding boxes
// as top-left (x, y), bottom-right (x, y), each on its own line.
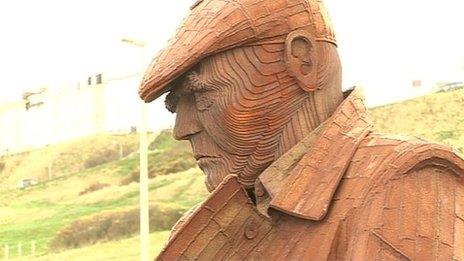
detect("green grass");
top-left (0, 131), bottom-right (208, 258)
top-left (8, 231), bottom-right (170, 261)
top-left (149, 129), bottom-right (177, 151)
top-left (0, 133), bottom-right (146, 190)
top-left (0, 197), bottom-right (137, 255)
top-left (0, 167), bottom-right (208, 256)
top-left (370, 88), bottom-right (464, 153)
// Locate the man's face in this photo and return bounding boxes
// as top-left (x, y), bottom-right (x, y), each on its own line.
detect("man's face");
top-left (166, 44), bottom-right (307, 191)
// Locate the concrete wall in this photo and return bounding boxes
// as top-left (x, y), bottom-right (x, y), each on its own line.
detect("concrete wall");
top-left (0, 75), bottom-right (174, 155)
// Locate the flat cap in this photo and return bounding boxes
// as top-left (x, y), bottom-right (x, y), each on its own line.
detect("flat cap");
top-left (140, 0), bottom-right (336, 102)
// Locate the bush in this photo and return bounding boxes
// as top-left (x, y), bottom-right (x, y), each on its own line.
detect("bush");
top-left (78, 182), bottom-right (110, 196)
top-left (151, 142), bottom-right (196, 176)
top-left (0, 161), bottom-right (4, 173)
top-left (149, 129), bottom-right (176, 151)
top-left (120, 141), bottom-right (197, 185)
top-left (84, 149), bottom-right (119, 169)
top-left (119, 170), bottom-right (139, 185)
top-left (49, 203), bottom-right (187, 251)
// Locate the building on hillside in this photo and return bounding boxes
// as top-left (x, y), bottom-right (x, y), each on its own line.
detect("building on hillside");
top-left (17, 178), bottom-right (38, 190)
top-left (0, 73), bottom-right (174, 156)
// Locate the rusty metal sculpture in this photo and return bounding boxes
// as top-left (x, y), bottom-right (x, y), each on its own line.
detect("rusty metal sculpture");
top-left (140, 0), bottom-right (464, 260)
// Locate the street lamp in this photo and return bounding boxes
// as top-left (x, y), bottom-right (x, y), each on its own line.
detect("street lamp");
top-left (121, 37), bottom-right (150, 261)
top-left (121, 38), bottom-right (146, 48)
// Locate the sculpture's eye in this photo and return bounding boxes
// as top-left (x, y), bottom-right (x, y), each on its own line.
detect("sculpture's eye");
top-left (185, 71), bottom-right (213, 93)
top-left (194, 92), bottom-right (214, 111)
top-left (184, 71), bottom-right (215, 111)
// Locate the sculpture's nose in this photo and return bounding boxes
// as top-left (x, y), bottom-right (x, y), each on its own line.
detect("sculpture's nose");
top-left (173, 96), bottom-right (202, 140)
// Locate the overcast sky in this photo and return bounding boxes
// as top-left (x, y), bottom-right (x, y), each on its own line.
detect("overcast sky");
top-left (1, 0), bottom-right (463, 105)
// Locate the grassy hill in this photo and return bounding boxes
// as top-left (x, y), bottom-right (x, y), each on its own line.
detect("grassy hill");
top-left (8, 231), bottom-right (170, 261)
top-left (370, 88), bottom-right (464, 152)
top-left (0, 88), bottom-right (463, 260)
top-left (0, 131), bottom-right (208, 259)
top-left (0, 134), bottom-right (142, 190)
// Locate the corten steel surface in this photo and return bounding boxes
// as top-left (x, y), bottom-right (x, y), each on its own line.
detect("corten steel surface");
top-left (140, 0), bottom-right (336, 102)
top-left (140, 0), bottom-right (464, 260)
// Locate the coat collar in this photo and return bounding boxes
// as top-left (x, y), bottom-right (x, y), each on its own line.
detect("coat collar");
top-left (256, 88), bottom-right (373, 221)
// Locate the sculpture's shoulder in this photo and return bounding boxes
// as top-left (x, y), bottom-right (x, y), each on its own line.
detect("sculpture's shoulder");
top-left (349, 132), bottom-right (464, 182)
top-left (344, 132), bottom-right (464, 260)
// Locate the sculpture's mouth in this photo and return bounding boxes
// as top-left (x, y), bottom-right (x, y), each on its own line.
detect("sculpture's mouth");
top-left (197, 157), bottom-right (217, 165)
top-left (194, 154), bottom-right (219, 161)
top-left (196, 156), bottom-right (220, 168)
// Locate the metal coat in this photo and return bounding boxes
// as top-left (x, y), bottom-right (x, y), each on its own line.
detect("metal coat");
top-left (156, 89), bottom-right (464, 260)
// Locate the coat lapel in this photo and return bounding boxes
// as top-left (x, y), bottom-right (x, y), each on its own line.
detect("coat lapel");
top-left (259, 88), bottom-right (373, 220)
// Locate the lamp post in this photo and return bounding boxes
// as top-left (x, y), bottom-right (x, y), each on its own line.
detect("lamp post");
top-left (121, 37), bottom-right (150, 261)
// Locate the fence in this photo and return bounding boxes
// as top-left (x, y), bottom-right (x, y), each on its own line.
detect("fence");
top-left (2, 241), bottom-right (36, 260)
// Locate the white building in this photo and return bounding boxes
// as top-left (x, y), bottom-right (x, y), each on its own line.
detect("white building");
top-left (0, 73), bottom-right (174, 156)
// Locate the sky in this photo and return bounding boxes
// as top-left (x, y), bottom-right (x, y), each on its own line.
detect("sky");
top-left (0, 0), bottom-right (463, 106)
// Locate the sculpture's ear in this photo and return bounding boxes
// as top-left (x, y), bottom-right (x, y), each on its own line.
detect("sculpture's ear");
top-left (284, 30), bottom-right (319, 92)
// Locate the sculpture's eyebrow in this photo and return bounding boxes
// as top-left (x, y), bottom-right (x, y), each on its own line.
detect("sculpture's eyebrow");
top-left (164, 70), bottom-right (215, 113)
top-left (164, 75), bottom-right (186, 113)
top-left (164, 90), bottom-right (178, 113)
top-left (163, 74), bottom-right (192, 113)
top-left (184, 71), bottom-right (213, 92)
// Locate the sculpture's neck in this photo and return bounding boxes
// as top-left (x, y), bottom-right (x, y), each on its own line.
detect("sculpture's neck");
top-left (275, 84), bottom-right (343, 159)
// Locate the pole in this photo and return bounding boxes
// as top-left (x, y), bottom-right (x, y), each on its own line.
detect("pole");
top-left (122, 37), bottom-right (149, 261)
top-left (31, 241), bottom-right (35, 256)
top-left (119, 142), bottom-right (123, 159)
top-left (4, 245), bottom-right (8, 261)
top-left (139, 102), bottom-right (149, 261)
top-left (17, 242), bottom-right (21, 258)
top-left (138, 39), bottom-right (149, 261)
top-left (48, 162), bottom-right (52, 180)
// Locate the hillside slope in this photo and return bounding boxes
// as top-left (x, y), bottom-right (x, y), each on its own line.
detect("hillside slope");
top-left (0, 133), bottom-right (145, 190)
top-left (370, 88), bottom-right (464, 152)
top-left (0, 131), bottom-right (207, 258)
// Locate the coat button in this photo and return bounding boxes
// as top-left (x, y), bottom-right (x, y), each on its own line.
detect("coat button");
top-left (244, 219), bottom-right (258, 240)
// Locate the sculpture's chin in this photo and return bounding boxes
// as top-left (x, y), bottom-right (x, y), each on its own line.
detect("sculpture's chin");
top-left (204, 171), bottom-right (227, 192)
top-left (198, 157), bottom-right (228, 192)
top-left (200, 158), bottom-right (268, 192)
top-left (204, 177), bottom-right (215, 192)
